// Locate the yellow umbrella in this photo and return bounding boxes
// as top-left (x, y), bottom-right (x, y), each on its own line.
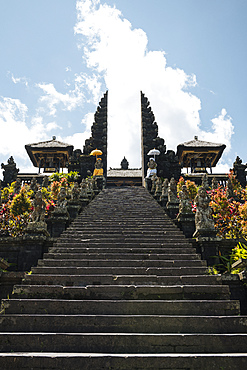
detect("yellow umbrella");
top-left (90, 149), bottom-right (103, 159)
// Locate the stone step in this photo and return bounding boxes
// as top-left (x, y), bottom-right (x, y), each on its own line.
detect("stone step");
top-left (0, 353), bottom-right (246, 370)
top-left (58, 236), bottom-right (186, 243)
top-left (23, 274), bottom-right (220, 287)
top-left (12, 284), bottom-right (230, 300)
top-left (1, 332), bottom-right (247, 353)
top-left (43, 251), bottom-right (197, 260)
top-left (53, 241), bottom-right (193, 248)
top-left (1, 314), bottom-right (247, 334)
top-left (37, 259), bottom-right (205, 268)
top-left (41, 251), bottom-right (201, 265)
top-left (2, 299), bottom-right (240, 315)
top-left (62, 229), bottom-right (184, 235)
top-left (26, 266), bottom-right (209, 277)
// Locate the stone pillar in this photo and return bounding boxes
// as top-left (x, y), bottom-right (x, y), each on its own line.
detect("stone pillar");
top-left (176, 185), bottom-right (195, 238)
top-left (49, 208), bottom-right (70, 238)
top-left (22, 221), bottom-right (50, 271)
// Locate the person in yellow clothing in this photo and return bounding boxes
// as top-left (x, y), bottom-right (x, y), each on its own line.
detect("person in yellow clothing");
top-left (93, 158), bottom-right (104, 176)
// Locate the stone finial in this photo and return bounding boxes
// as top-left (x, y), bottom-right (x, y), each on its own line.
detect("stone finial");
top-left (121, 157), bottom-right (129, 170)
top-left (194, 186), bottom-right (214, 232)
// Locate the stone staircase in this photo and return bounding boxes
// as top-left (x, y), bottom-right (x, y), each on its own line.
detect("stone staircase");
top-left (0, 187), bottom-right (247, 369)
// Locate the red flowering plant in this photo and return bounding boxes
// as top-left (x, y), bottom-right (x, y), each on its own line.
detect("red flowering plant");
top-left (210, 185), bottom-right (243, 239)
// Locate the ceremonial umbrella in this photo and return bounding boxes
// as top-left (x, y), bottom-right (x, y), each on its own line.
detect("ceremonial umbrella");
top-left (90, 149), bottom-right (103, 159)
top-left (147, 148), bottom-right (160, 161)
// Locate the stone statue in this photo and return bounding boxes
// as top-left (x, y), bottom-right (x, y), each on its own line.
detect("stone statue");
top-left (161, 178), bottom-right (169, 198)
top-left (211, 177), bottom-right (218, 190)
top-left (42, 176), bottom-right (49, 189)
top-left (71, 182), bottom-right (80, 201)
top-left (168, 177), bottom-right (178, 203)
top-left (80, 179), bottom-right (88, 199)
top-left (30, 177), bottom-right (39, 194)
top-left (93, 158), bottom-right (103, 177)
top-left (154, 177), bottom-right (162, 198)
top-left (146, 158), bottom-right (157, 178)
top-left (1, 156), bottom-right (19, 185)
top-left (226, 178), bottom-right (234, 199)
top-left (160, 178), bottom-right (169, 204)
top-left (201, 173), bottom-right (209, 190)
top-left (14, 178), bottom-right (22, 194)
top-left (57, 187), bottom-right (67, 208)
top-left (194, 186), bottom-right (214, 231)
top-left (151, 174), bottom-right (158, 194)
top-left (31, 190), bottom-right (46, 222)
top-left (178, 185), bottom-right (193, 214)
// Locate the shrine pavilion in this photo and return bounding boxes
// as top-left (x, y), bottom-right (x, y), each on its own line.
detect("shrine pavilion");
top-left (176, 136), bottom-right (226, 174)
top-left (25, 136), bottom-right (74, 173)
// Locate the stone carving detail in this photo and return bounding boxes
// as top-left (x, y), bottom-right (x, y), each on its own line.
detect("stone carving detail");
top-left (1, 156), bottom-right (19, 185)
top-left (178, 185), bottom-right (193, 214)
top-left (194, 186), bottom-right (214, 231)
top-left (83, 91), bottom-right (108, 175)
top-left (141, 92), bottom-right (181, 180)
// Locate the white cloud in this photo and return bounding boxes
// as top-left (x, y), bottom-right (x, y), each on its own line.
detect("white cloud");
top-left (9, 72), bottom-right (29, 87)
top-left (75, 0), bottom-right (234, 170)
top-left (37, 78), bottom-right (85, 116)
top-left (200, 109), bottom-right (234, 152)
top-left (0, 97), bottom-right (55, 171)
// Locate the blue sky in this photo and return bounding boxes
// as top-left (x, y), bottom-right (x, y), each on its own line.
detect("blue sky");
top-left (0, 0), bottom-right (246, 174)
